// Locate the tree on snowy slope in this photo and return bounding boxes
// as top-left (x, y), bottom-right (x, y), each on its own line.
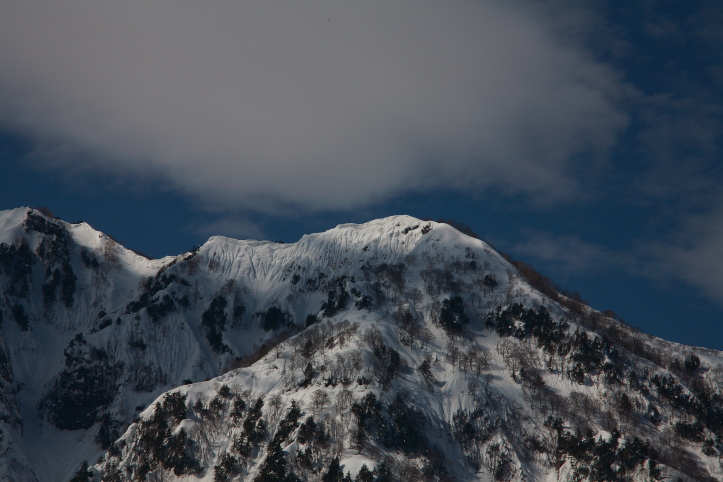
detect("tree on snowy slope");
top-left (254, 441), bottom-right (301, 482)
top-left (438, 295), bottom-right (470, 332)
top-left (321, 456), bottom-right (347, 482)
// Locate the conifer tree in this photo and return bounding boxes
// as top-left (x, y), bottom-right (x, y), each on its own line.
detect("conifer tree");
top-left (322, 456), bottom-right (345, 482)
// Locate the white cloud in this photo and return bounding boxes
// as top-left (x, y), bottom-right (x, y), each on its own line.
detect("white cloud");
top-left (0, 1), bottom-right (627, 212)
top-left (510, 219), bottom-right (723, 310)
top-left (653, 203), bottom-right (723, 305)
top-left (511, 234), bottom-right (626, 275)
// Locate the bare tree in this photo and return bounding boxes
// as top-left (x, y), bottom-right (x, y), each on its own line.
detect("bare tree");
top-left (417, 327), bottom-right (433, 350)
top-left (269, 394), bottom-right (283, 420)
top-left (569, 392), bottom-right (598, 421)
top-left (350, 349), bottom-right (364, 372)
top-left (600, 410), bottom-right (617, 432)
top-left (311, 389), bottom-right (330, 415)
top-left (395, 306), bottom-right (420, 348)
top-left (336, 389), bottom-right (353, 417)
top-left (408, 288), bottom-right (423, 307)
top-left (474, 350), bottom-right (491, 375)
top-left (446, 340), bottom-right (460, 368)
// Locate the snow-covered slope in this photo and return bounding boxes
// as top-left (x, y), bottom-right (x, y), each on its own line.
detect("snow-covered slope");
top-left (1, 208), bottom-right (722, 481)
top-left (0, 208), bottom-right (182, 481)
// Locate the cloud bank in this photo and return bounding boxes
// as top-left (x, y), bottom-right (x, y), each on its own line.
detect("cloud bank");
top-left (654, 203), bottom-right (723, 305)
top-left (0, 1), bottom-right (627, 212)
top-left (511, 234), bottom-right (627, 276)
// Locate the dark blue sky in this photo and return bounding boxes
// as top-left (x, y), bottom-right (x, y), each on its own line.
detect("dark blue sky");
top-left (1, 2), bottom-right (722, 349)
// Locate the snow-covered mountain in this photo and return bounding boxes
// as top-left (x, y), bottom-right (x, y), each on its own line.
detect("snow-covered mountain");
top-left (0, 208), bottom-right (721, 481)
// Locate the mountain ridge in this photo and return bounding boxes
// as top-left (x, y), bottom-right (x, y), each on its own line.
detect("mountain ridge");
top-left (0, 207), bottom-right (720, 481)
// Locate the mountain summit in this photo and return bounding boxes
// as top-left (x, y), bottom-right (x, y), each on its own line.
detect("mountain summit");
top-left (0, 208), bottom-right (721, 481)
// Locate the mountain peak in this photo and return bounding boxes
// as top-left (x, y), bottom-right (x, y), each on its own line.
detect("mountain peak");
top-left (1, 208), bottom-right (721, 481)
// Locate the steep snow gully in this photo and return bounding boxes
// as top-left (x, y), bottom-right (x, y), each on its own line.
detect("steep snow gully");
top-left (0, 208), bottom-right (721, 481)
